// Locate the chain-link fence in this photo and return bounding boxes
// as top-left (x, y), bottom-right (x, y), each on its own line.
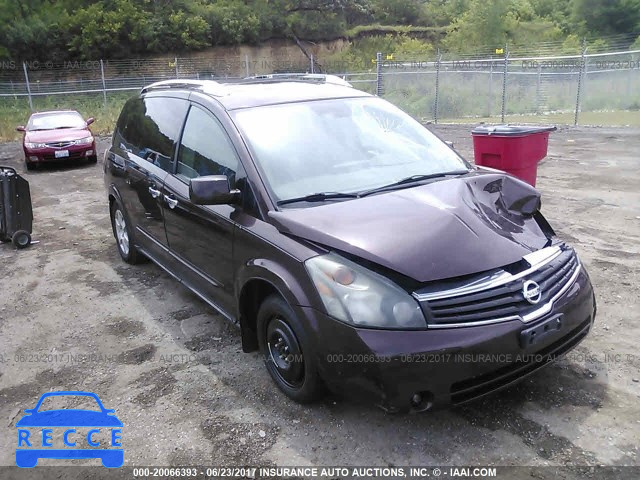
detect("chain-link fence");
top-left (0, 46), bottom-right (639, 128)
top-left (373, 48), bottom-right (640, 125)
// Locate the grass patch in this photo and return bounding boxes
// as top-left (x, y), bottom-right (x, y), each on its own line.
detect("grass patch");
top-left (435, 110), bottom-right (640, 126)
top-left (0, 91), bottom-right (134, 142)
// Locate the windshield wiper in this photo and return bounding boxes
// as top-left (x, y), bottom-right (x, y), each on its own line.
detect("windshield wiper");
top-left (358, 170), bottom-right (470, 197)
top-left (277, 192), bottom-right (359, 206)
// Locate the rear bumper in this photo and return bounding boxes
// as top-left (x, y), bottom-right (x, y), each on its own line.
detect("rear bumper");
top-left (304, 267), bottom-right (595, 412)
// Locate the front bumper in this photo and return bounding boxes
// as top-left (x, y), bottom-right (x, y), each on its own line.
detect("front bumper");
top-left (303, 267), bottom-right (595, 412)
top-left (24, 143), bottom-right (96, 163)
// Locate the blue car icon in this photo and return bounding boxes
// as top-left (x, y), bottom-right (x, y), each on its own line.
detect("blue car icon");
top-left (16, 391), bottom-right (123, 468)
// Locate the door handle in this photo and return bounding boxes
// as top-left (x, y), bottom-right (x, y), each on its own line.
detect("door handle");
top-left (164, 195), bottom-right (178, 209)
top-left (148, 186), bottom-right (161, 198)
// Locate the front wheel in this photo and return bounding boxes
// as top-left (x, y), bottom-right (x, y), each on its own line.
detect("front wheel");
top-left (257, 295), bottom-right (324, 403)
top-left (110, 201), bottom-right (143, 264)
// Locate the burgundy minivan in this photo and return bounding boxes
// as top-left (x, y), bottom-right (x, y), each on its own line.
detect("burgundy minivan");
top-left (104, 76), bottom-right (596, 412)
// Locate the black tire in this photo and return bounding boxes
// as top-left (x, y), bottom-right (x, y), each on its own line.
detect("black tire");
top-left (25, 162), bottom-right (35, 171)
top-left (110, 200), bottom-right (143, 264)
top-left (88, 155), bottom-right (98, 164)
top-left (12, 230), bottom-right (31, 249)
top-left (257, 294), bottom-right (324, 403)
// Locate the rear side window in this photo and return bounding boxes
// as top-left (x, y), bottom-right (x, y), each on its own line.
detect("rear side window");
top-left (175, 105), bottom-right (239, 185)
top-left (113, 96), bottom-right (188, 172)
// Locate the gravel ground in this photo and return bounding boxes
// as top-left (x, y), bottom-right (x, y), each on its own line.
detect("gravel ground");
top-left (0, 125), bottom-right (639, 477)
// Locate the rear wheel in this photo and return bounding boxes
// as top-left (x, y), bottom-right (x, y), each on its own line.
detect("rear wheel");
top-left (257, 295), bottom-right (323, 403)
top-left (110, 200), bottom-right (143, 264)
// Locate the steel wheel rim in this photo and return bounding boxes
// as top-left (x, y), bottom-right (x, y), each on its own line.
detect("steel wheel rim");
top-left (266, 317), bottom-right (304, 388)
top-left (114, 209), bottom-right (129, 256)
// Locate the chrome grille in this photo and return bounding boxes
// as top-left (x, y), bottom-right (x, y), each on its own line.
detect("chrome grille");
top-left (46, 141), bottom-right (74, 148)
top-left (413, 246), bottom-right (580, 328)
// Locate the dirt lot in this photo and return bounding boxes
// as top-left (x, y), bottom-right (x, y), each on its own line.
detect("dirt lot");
top-left (0, 125), bottom-right (639, 477)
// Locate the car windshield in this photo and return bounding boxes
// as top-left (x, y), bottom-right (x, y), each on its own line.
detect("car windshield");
top-left (27, 112), bottom-right (86, 131)
top-left (232, 97), bottom-right (470, 205)
top-left (37, 395), bottom-right (102, 412)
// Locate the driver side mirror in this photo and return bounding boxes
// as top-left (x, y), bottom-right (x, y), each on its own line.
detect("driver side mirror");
top-left (16, 126), bottom-right (26, 132)
top-left (189, 175), bottom-right (240, 205)
top-left (445, 140), bottom-right (454, 148)
top-left (86, 117), bottom-right (95, 126)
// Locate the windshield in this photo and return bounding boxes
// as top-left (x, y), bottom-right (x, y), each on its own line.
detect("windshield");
top-left (232, 97), bottom-right (470, 205)
top-left (37, 395), bottom-right (101, 412)
top-left (27, 112), bottom-right (86, 131)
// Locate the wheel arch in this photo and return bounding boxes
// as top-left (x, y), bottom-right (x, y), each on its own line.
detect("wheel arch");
top-left (236, 259), bottom-right (317, 353)
top-left (107, 183), bottom-right (124, 210)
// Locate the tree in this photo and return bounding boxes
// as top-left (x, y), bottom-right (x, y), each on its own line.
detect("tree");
top-left (372, 0), bottom-right (422, 25)
top-left (571, 0), bottom-right (640, 37)
top-left (443, 0), bottom-right (563, 53)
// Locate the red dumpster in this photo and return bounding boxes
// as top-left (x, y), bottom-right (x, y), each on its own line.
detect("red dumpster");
top-left (471, 125), bottom-right (556, 186)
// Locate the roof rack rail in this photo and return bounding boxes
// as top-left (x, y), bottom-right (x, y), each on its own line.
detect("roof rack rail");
top-left (244, 73), bottom-right (352, 88)
top-left (141, 79), bottom-right (221, 94)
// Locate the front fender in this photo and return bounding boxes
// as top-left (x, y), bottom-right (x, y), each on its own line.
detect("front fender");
top-left (234, 257), bottom-right (324, 352)
top-left (107, 183), bottom-right (124, 205)
top-left (236, 258), bottom-right (318, 309)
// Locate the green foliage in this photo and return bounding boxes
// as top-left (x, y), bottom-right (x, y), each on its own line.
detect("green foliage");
top-left (288, 11), bottom-right (348, 40)
top-left (200, 2), bottom-right (261, 45)
top-left (372, 0), bottom-right (422, 25)
top-left (421, 0), bottom-right (471, 27)
top-left (167, 12), bottom-right (210, 50)
top-left (571, 0), bottom-right (640, 37)
top-left (529, 0), bottom-right (572, 32)
top-left (0, 0), bottom-right (639, 61)
top-left (443, 0), bottom-right (565, 53)
top-left (323, 34), bottom-right (435, 71)
top-left (67, 0), bottom-right (152, 58)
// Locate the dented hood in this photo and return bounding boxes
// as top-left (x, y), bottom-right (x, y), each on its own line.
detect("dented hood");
top-left (268, 172), bottom-right (550, 282)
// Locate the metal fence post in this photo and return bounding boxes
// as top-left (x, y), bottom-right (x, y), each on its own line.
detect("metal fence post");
top-left (100, 59), bottom-right (107, 108)
top-left (245, 54), bottom-right (249, 77)
top-left (488, 62), bottom-right (493, 117)
top-left (175, 57), bottom-right (179, 78)
top-left (375, 52), bottom-right (383, 96)
top-left (434, 50), bottom-right (442, 124)
top-left (310, 54), bottom-right (314, 74)
top-left (501, 46), bottom-right (509, 123)
top-left (574, 41), bottom-right (587, 126)
top-left (22, 62), bottom-right (33, 111)
top-left (535, 62), bottom-right (542, 114)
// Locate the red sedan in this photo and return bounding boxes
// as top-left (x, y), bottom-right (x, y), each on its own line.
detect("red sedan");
top-left (17, 110), bottom-right (97, 170)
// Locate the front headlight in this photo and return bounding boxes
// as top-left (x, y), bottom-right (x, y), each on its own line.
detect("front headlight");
top-left (75, 136), bottom-right (94, 145)
top-left (305, 253), bottom-right (426, 329)
top-left (25, 142), bottom-right (47, 149)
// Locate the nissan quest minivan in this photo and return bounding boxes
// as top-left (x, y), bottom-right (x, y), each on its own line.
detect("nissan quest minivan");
top-left (104, 75), bottom-right (596, 412)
